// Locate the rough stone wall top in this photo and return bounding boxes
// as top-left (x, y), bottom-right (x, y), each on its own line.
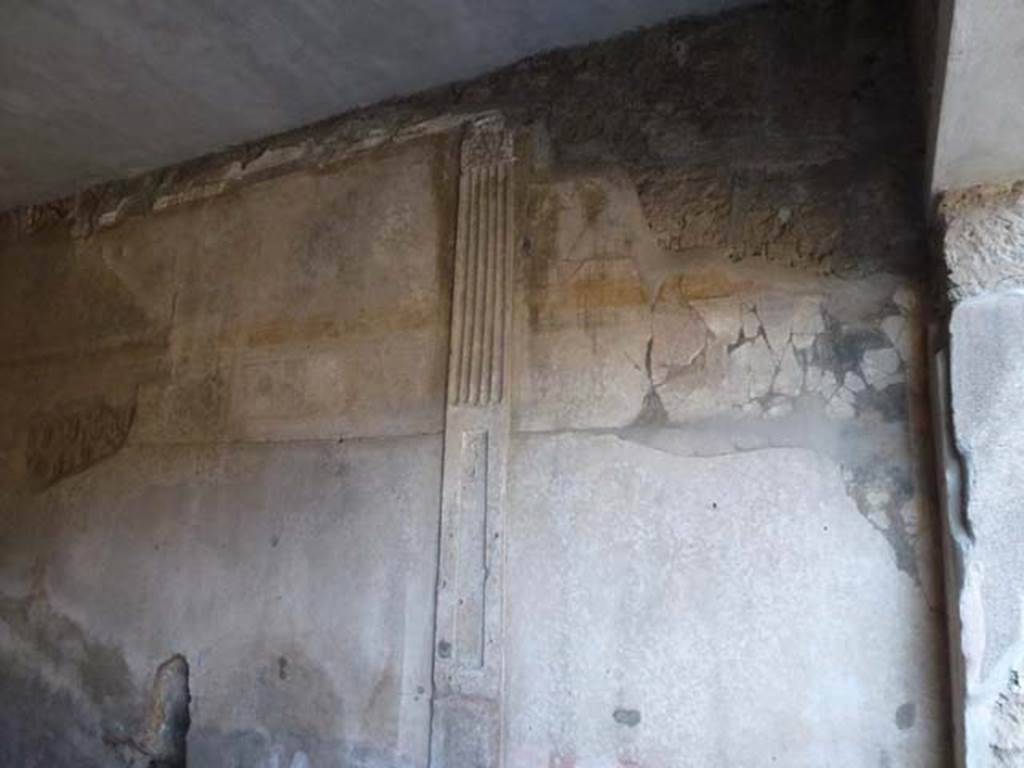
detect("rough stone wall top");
top-left (1, 0), bottom-right (926, 284)
top-left (940, 181), bottom-right (1024, 301)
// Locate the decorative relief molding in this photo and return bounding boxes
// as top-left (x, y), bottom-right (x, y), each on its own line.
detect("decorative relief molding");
top-left (453, 429), bottom-right (489, 670)
top-left (430, 115), bottom-right (516, 768)
top-left (448, 119), bottom-right (515, 407)
top-left (461, 117), bottom-right (516, 170)
top-left (0, 110), bottom-right (507, 242)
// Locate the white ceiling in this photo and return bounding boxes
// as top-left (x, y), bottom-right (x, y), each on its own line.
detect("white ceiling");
top-left (0, 0), bottom-right (761, 211)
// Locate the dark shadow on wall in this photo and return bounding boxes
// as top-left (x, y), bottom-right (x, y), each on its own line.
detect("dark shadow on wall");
top-left (0, 586), bottom-right (140, 766)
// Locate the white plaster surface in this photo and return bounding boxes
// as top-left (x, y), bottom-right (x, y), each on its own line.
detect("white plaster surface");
top-left (0, 437), bottom-right (442, 768)
top-left (950, 291), bottom-right (1024, 766)
top-left (506, 433), bottom-right (947, 767)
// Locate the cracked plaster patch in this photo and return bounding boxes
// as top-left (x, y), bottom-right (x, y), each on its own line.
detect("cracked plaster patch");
top-left (519, 166), bottom-right (921, 439)
top-left (645, 288), bottom-right (910, 426)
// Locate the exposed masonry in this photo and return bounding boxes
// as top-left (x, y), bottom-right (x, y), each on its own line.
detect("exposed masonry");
top-left (108, 655), bottom-right (191, 768)
top-left (939, 181), bottom-right (1024, 301)
top-left (144, 655), bottom-right (190, 768)
top-left (1, 0), bottom-right (924, 273)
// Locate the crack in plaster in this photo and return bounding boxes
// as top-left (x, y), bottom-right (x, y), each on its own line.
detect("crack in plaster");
top-left (563, 283), bottom-right (931, 600)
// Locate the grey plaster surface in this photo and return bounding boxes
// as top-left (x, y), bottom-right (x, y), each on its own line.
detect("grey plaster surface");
top-left (506, 433), bottom-right (946, 767)
top-left (930, 0), bottom-right (1024, 193)
top-left (0, 437), bottom-right (442, 768)
top-left (0, 0), bottom-right (758, 211)
top-left (949, 291), bottom-right (1024, 766)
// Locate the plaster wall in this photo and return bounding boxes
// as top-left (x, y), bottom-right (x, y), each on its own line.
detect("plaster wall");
top-left (0, 2), bottom-right (949, 766)
top-left (929, 0), bottom-right (1024, 194)
top-left (935, 182), bottom-right (1024, 767)
top-left (949, 293), bottom-right (1024, 767)
top-left (0, 135), bottom-right (455, 768)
